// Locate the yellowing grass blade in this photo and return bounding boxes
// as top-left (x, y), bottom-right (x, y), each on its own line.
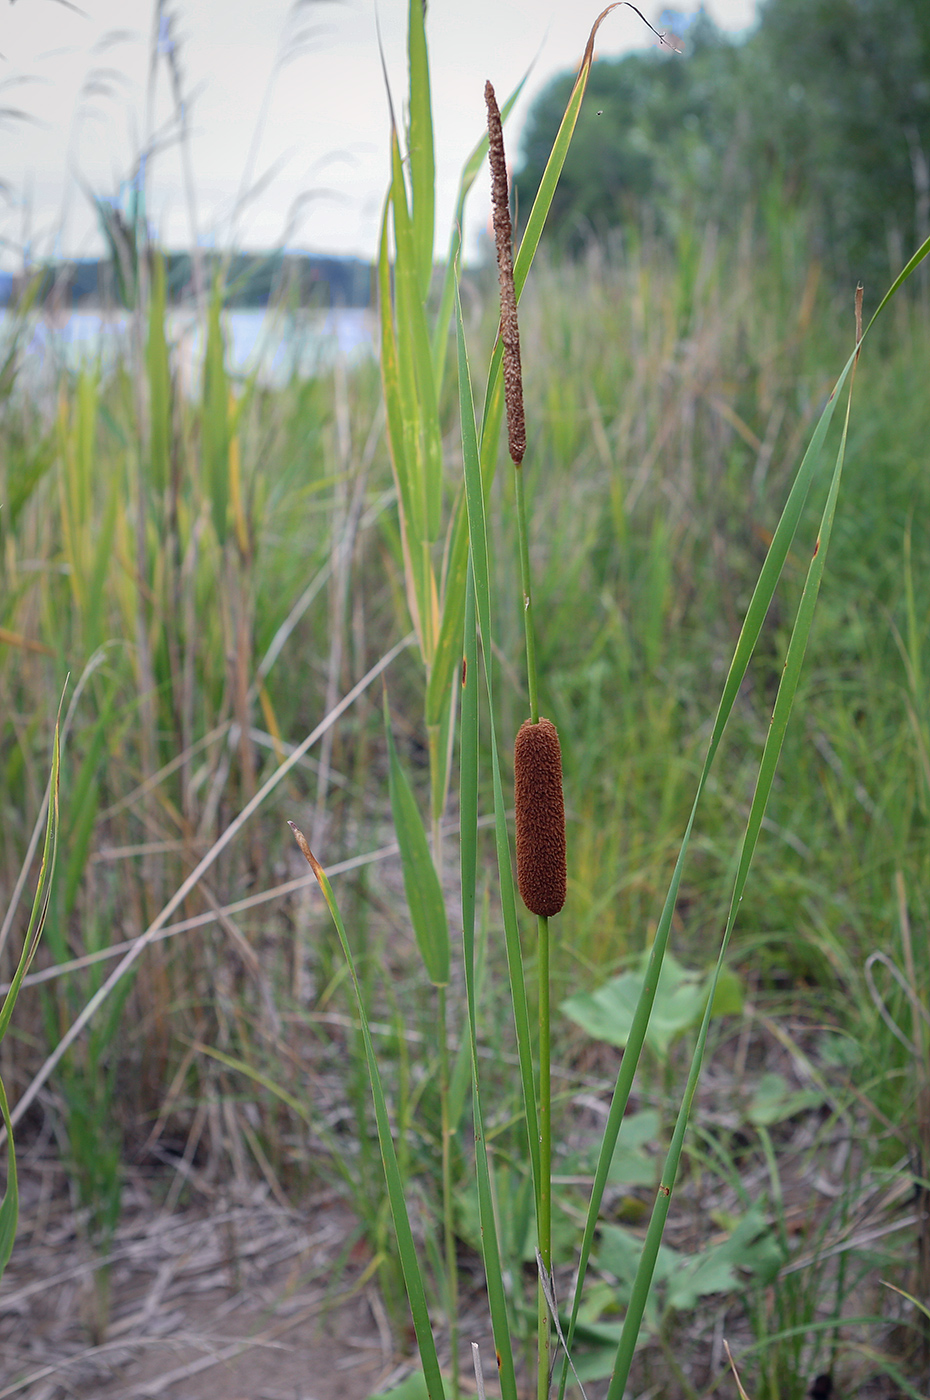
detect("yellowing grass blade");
top-left (379, 192), bottom-right (427, 657)
top-left (146, 250), bottom-right (171, 497)
top-left (202, 278), bottom-right (230, 546)
top-left (0, 704), bottom-right (61, 1278)
top-left (407, 0), bottom-right (435, 305)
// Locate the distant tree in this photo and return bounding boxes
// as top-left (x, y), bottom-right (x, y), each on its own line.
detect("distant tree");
top-left (514, 17), bottom-right (740, 253)
top-left (750, 0), bottom-right (930, 280)
top-left (514, 0), bottom-right (930, 280)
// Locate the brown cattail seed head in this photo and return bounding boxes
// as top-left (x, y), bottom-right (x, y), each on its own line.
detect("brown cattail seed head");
top-left (514, 717), bottom-right (566, 918)
top-left (485, 79), bottom-right (526, 466)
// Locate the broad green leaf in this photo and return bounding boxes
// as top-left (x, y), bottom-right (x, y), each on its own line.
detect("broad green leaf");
top-left (666, 1209), bottom-right (783, 1310)
top-left (561, 1109), bottom-right (659, 1188)
top-left (369, 1372), bottom-right (430, 1400)
top-left (746, 1072), bottom-right (823, 1127)
top-left (595, 1204), bottom-right (782, 1327)
top-left (562, 954), bottom-right (743, 1056)
top-left (369, 1374), bottom-right (430, 1400)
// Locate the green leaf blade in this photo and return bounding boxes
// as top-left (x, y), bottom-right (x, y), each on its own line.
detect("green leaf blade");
top-left (385, 702), bottom-right (450, 988)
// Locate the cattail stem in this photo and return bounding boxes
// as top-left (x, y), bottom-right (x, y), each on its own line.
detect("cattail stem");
top-left (537, 909), bottom-right (552, 1400)
top-left (514, 716), bottom-right (565, 1399)
top-left (488, 76), bottom-right (559, 1400)
top-left (515, 464), bottom-right (540, 724)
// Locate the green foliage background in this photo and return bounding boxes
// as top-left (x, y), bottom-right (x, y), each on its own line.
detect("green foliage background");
top-left (515, 0), bottom-right (930, 283)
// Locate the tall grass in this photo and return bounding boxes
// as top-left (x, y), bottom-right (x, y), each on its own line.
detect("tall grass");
top-left (291, 4), bottom-right (930, 1399)
top-left (2, 2), bottom-right (930, 1393)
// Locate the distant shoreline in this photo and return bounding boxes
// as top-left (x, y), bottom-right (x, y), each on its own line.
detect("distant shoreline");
top-left (0, 304), bottom-right (376, 392)
top-left (0, 252), bottom-right (373, 312)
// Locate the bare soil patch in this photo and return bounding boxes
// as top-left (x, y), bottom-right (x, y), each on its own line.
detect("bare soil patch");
top-left (1, 1015), bottom-right (920, 1400)
top-left (0, 1164), bottom-right (402, 1400)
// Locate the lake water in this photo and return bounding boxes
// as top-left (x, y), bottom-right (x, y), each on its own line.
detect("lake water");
top-left (0, 305), bottom-right (375, 395)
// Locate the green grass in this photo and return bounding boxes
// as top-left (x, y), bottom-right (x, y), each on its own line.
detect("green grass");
top-left (3, 12), bottom-right (930, 1391)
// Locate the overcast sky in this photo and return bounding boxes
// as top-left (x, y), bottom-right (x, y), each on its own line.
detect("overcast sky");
top-left (1, 0), bottom-right (758, 270)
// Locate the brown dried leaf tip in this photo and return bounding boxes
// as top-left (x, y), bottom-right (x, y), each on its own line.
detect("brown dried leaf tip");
top-left (514, 717), bottom-right (566, 918)
top-left (288, 820), bottom-right (323, 881)
top-left (485, 79), bottom-right (526, 466)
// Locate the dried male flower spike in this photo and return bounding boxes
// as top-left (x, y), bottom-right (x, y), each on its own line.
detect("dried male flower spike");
top-left (485, 79), bottom-right (526, 466)
top-left (514, 717), bottom-right (566, 918)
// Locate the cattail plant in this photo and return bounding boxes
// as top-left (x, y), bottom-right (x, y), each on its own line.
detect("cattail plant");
top-left (289, 7), bottom-right (930, 1400)
top-left (486, 75), bottom-right (560, 1400)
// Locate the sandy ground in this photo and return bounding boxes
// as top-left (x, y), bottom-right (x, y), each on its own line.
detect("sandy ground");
top-left (0, 1165), bottom-right (411, 1400)
top-left (2, 1015), bottom-right (920, 1400)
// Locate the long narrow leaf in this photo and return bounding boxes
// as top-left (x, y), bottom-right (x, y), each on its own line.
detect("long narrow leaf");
top-left (460, 559), bottom-right (520, 1400)
top-left (0, 708), bottom-right (61, 1279)
top-left (479, 6), bottom-right (613, 454)
top-left (202, 278), bottom-right (229, 546)
top-left (407, 0), bottom-right (435, 304)
top-left (558, 334), bottom-right (864, 1394)
top-left (379, 194), bottom-right (428, 655)
top-left (426, 500), bottom-right (469, 728)
top-left (0, 1078), bottom-right (18, 1278)
top-left (456, 288), bottom-right (540, 1201)
top-left (289, 825), bottom-right (447, 1400)
top-left (391, 132), bottom-right (430, 549)
top-left (146, 249), bottom-right (171, 496)
top-left (480, 6), bottom-right (662, 464)
top-left (606, 335), bottom-right (860, 1400)
top-left (385, 696), bottom-right (450, 987)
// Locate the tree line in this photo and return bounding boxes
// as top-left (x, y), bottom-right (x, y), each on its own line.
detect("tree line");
top-left (2, 251), bottom-right (372, 312)
top-left (514, 0), bottom-right (930, 284)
